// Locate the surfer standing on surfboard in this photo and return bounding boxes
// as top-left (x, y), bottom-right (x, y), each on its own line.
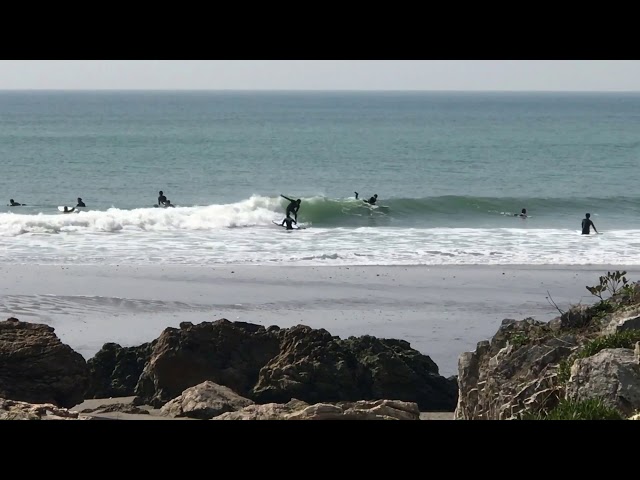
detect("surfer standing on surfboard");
top-left (281, 194), bottom-right (301, 222)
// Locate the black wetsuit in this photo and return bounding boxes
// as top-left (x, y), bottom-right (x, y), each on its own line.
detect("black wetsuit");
top-left (366, 196), bottom-right (377, 205)
top-left (9, 201), bottom-right (22, 206)
top-left (158, 194), bottom-right (167, 206)
top-left (581, 218), bottom-right (596, 234)
top-left (281, 217), bottom-right (296, 230)
top-left (77, 201), bottom-right (85, 207)
top-left (282, 195), bottom-right (300, 220)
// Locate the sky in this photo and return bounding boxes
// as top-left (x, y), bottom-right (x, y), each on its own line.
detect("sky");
top-left (0, 60), bottom-right (638, 91)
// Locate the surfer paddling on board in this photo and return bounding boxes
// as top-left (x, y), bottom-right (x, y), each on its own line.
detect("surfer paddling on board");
top-left (280, 214), bottom-right (297, 230)
top-left (581, 213), bottom-right (598, 235)
top-left (281, 194), bottom-right (301, 222)
top-left (514, 208), bottom-right (527, 218)
top-left (354, 192), bottom-right (378, 205)
top-left (61, 206), bottom-right (75, 214)
top-left (8, 199), bottom-right (24, 206)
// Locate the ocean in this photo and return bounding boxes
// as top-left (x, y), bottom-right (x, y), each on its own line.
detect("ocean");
top-left (1, 90), bottom-right (639, 266)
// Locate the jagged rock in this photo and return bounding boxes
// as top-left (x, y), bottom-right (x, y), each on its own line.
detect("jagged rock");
top-left (134, 319), bottom-right (457, 411)
top-left (602, 305), bottom-right (640, 335)
top-left (0, 318), bottom-right (89, 408)
top-left (80, 403), bottom-right (150, 415)
top-left (160, 381), bottom-right (254, 419)
top-left (455, 317), bottom-right (577, 420)
top-left (0, 398), bottom-right (90, 420)
top-left (134, 320), bottom-right (281, 407)
top-left (212, 399), bottom-right (420, 420)
top-left (253, 327), bottom-right (456, 410)
top-left (566, 348), bottom-right (640, 417)
top-left (85, 341), bottom-right (156, 398)
top-left (212, 399), bottom-right (309, 420)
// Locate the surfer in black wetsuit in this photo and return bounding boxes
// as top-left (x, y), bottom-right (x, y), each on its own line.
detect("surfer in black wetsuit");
top-left (581, 213), bottom-right (598, 235)
top-left (62, 206), bottom-right (75, 214)
top-left (8, 199), bottom-right (23, 206)
top-left (76, 197), bottom-right (85, 207)
top-left (280, 214), bottom-right (297, 230)
top-left (281, 195), bottom-right (301, 221)
top-left (158, 191), bottom-right (167, 207)
top-left (514, 208), bottom-right (527, 218)
top-left (355, 192), bottom-right (378, 205)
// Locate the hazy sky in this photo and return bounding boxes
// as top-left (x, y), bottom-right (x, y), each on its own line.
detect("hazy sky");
top-left (0, 60), bottom-right (638, 91)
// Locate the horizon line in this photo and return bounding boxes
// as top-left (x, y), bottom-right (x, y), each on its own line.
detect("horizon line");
top-left (0, 88), bottom-right (638, 93)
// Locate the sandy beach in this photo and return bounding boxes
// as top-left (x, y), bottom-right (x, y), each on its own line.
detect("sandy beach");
top-left (1, 263), bottom-right (637, 377)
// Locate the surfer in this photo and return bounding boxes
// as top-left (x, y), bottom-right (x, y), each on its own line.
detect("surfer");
top-left (164, 199), bottom-right (175, 208)
top-left (355, 192), bottom-right (378, 205)
top-left (514, 208), bottom-right (527, 218)
top-left (8, 199), bottom-right (23, 206)
top-left (76, 197), bottom-right (85, 207)
top-left (281, 194), bottom-right (301, 221)
top-left (158, 191), bottom-right (167, 207)
top-left (62, 206), bottom-right (75, 214)
top-left (581, 213), bottom-right (598, 235)
top-left (280, 214), bottom-right (297, 230)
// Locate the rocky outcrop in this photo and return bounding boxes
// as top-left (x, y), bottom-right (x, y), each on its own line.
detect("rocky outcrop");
top-left (160, 381), bottom-right (254, 419)
top-left (454, 318), bottom-right (576, 419)
top-left (132, 319), bottom-right (457, 411)
top-left (566, 348), bottom-right (640, 416)
top-left (0, 398), bottom-right (90, 420)
top-left (253, 328), bottom-right (456, 410)
top-left (79, 403), bottom-right (150, 415)
top-left (85, 341), bottom-right (156, 398)
top-left (213, 399), bottom-right (420, 420)
top-left (0, 318), bottom-right (89, 408)
top-left (134, 320), bottom-right (281, 407)
top-left (455, 282), bottom-right (640, 420)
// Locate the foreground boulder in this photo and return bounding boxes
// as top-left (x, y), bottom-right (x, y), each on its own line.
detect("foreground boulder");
top-left (0, 398), bottom-right (90, 420)
top-left (0, 318), bottom-right (89, 408)
top-left (213, 399), bottom-right (420, 420)
top-left (131, 319), bottom-right (457, 410)
top-left (566, 348), bottom-right (640, 416)
top-left (85, 341), bottom-right (156, 398)
top-left (160, 381), bottom-right (254, 419)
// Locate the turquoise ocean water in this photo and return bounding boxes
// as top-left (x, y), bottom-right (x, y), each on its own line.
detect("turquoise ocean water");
top-left (1, 91), bottom-right (639, 266)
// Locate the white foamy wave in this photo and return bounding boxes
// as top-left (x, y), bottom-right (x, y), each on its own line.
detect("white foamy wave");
top-left (0, 195), bottom-right (284, 236)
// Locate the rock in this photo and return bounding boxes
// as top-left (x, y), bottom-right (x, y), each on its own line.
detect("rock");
top-left (134, 319), bottom-right (280, 407)
top-left (253, 327), bottom-right (456, 410)
top-left (0, 398), bottom-right (90, 420)
top-left (80, 403), bottom-right (150, 415)
top-left (0, 318), bottom-right (89, 408)
top-left (635, 342), bottom-right (640, 362)
top-left (160, 381), bottom-right (254, 419)
top-left (454, 317), bottom-right (577, 420)
top-left (133, 319), bottom-right (456, 411)
top-left (213, 399), bottom-right (420, 420)
top-left (602, 305), bottom-right (640, 335)
top-left (566, 348), bottom-right (640, 417)
top-left (85, 341), bottom-right (156, 398)
top-left (212, 399), bottom-right (309, 420)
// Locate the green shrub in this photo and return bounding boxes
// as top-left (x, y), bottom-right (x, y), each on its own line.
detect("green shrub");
top-left (519, 399), bottom-right (624, 420)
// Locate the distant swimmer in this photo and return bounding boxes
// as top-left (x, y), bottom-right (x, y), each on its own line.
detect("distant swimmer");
top-left (158, 190), bottom-right (167, 207)
top-left (281, 194), bottom-right (301, 222)
top-left (8, 199), bottom-right (24, 206)
top-left (76, 197), bottom-right (86, 207)
top-left (280, 214), bottom-right (297, 230)
top-left (355, 192), bottom-right (378, 205)
top-left (581, 213), bottom-right (598, 235)
top-left (514, 208), bottom-right (527, 218)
